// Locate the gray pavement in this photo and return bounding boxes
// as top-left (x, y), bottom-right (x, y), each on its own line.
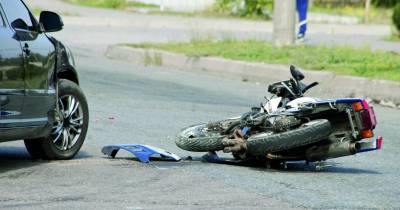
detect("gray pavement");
top-left (0, 1), bottom-right (399, 209)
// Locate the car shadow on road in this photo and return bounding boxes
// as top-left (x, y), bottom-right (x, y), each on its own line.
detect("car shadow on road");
top-left (0, 146), bottom-right (92, 173)
top-left (0, 146), bottom-right (42, 173)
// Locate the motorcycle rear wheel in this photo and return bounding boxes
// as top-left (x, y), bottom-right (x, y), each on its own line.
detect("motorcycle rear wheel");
top-left (247, 119), bottom-right (332, 155)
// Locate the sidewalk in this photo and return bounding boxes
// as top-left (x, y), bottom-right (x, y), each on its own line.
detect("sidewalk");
top-left (106, 45), bottom-right (400, 108)
top-left (26, 0), bottom-right (400, 54)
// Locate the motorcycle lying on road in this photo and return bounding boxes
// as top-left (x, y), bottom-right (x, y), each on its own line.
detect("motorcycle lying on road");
top-left (176, 66), bottom-right (382, 166)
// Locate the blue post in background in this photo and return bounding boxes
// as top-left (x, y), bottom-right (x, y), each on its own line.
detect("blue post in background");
top-left (296, 0), bottom-right (308, 39)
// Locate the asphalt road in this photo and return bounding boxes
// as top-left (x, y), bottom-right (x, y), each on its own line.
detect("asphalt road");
top-left (0, 1), bottom-right (399, 209)
top-left (1, 46), bottom-right (400, 209)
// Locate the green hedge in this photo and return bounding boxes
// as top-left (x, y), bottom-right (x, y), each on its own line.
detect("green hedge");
top-left (372, 0), bottom-right (400, 7)
top-left (394, 3), bottom-right (400, 33)
top-left (214, 0), bottom-right (273, 19)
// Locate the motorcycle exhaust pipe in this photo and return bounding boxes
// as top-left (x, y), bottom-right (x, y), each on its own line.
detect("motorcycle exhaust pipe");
top-left (306, 141), bottom-right (361, 161)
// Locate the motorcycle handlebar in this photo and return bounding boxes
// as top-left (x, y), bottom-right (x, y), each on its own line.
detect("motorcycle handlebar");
top-left (302, 82), bottom-right (319, 94)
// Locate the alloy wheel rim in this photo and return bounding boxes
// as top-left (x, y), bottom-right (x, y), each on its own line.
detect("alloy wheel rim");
top-left (51, 95), bottom-right (84, 151)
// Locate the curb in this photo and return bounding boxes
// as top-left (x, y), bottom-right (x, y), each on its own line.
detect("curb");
top-left (106, 45), bottom-right (400, 108)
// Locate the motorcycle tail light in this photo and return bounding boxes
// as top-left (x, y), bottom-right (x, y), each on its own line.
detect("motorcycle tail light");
top-left (353, 100), bottom-right (377, 139)
top-left (353, 100), bottom-right (370, 111)
top-left (360, 108), bottom-right (376, 130)
top-left (368, 106), bottom-right (377, 129)
top-left (361, 100), bottom-right (370, 109)
top-left (360, 110), bottom-right (372, 129)
top-left (353, 100), bottom-right (377, 129)
top-left (361, 130), bottom-right (374, 138)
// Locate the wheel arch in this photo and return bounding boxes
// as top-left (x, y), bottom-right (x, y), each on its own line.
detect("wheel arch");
top-left (57, 67), bottom-right (79, 85)
top-left (48, 36), bottom-right (80, 85)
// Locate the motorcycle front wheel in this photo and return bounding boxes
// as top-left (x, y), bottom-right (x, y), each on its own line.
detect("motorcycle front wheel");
top-left (175, 118), bottom-right (240, 152)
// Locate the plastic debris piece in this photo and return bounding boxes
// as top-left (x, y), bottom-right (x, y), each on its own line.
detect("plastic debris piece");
top-left (102, 144), bottom-right (181, 163)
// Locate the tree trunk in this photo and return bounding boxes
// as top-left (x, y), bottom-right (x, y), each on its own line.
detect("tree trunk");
top-left (364, 0), bottom-right (371, 24)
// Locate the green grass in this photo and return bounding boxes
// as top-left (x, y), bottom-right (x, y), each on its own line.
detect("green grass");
top-left (384, 27), bottom-right (400, 42)
top-left (127, 39), bottom-right (400, 82)
top-left (31, 8), bottom-right (42, 16)
top-left (31, 7), bottom-right (78, 17)
top-left (385, 33), bottom-right (400, 42)
top-left (127, 1), bottom-right (158, 8)
top-left (150, 4), bottom-right (391, 23)
top-left (147, 9), bottom-right (269, 21)
top-left (64, 0), bottom-right (158, 9)
top-left (310, 5), bottom-right (392, 24)
top-left (64, 0), bottom-right (271, 20)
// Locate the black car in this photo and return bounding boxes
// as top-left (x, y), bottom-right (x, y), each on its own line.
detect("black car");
top-left (0, 0), bottom-right (89, 159)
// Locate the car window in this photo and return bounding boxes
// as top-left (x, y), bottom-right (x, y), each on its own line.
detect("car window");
top-left (1, 0), bottom-right (35, 29)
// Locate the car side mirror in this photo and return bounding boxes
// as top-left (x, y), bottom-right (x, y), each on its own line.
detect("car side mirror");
top-left (290, 65), bottom-right (305, 81)
top-left (11, 18), bottom-right (29, 30)
top-left (39, 11), bottom-right (63, 32)
top-left (11, 19), bottom-right (36, 41)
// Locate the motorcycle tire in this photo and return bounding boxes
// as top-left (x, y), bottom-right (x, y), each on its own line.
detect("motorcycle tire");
top-left (175, 118), bottom-right (241, 152)
top-left (246, 119), bottom-right (331, 155)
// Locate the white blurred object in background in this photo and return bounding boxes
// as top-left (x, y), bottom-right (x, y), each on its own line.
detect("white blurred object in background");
top-left (128, 0), bottom-right (216, 12)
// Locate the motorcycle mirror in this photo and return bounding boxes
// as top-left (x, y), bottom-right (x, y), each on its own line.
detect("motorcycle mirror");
top-left (290, 65), bottom-right (305, 81)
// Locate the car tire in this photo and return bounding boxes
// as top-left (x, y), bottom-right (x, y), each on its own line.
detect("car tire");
top-left (24, 139), bottom-right (46, 159)
top-left (24, 79), bottom-right (89, 160)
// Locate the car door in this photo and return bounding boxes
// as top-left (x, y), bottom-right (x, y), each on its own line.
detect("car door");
top-left (0, 4), bottom-right (25, 129)
top-left (1, 0), bottom-right (56, 126)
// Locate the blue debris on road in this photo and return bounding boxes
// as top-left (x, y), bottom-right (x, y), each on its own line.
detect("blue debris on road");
top-left (102, 144), bottom-right (181, 163)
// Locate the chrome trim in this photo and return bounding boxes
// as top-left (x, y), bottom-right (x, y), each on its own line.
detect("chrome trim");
top-left (0, 117), bottom-right (47, 124)
top-left (346, 108), bottom-right (358, 139)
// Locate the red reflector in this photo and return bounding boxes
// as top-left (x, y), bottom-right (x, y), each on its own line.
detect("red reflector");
top-left (377, 136), bottom-right (383, 149)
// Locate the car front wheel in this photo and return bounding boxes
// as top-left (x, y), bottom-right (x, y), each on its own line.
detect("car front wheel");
top-left (24, 79), bottom-right (89, 160)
